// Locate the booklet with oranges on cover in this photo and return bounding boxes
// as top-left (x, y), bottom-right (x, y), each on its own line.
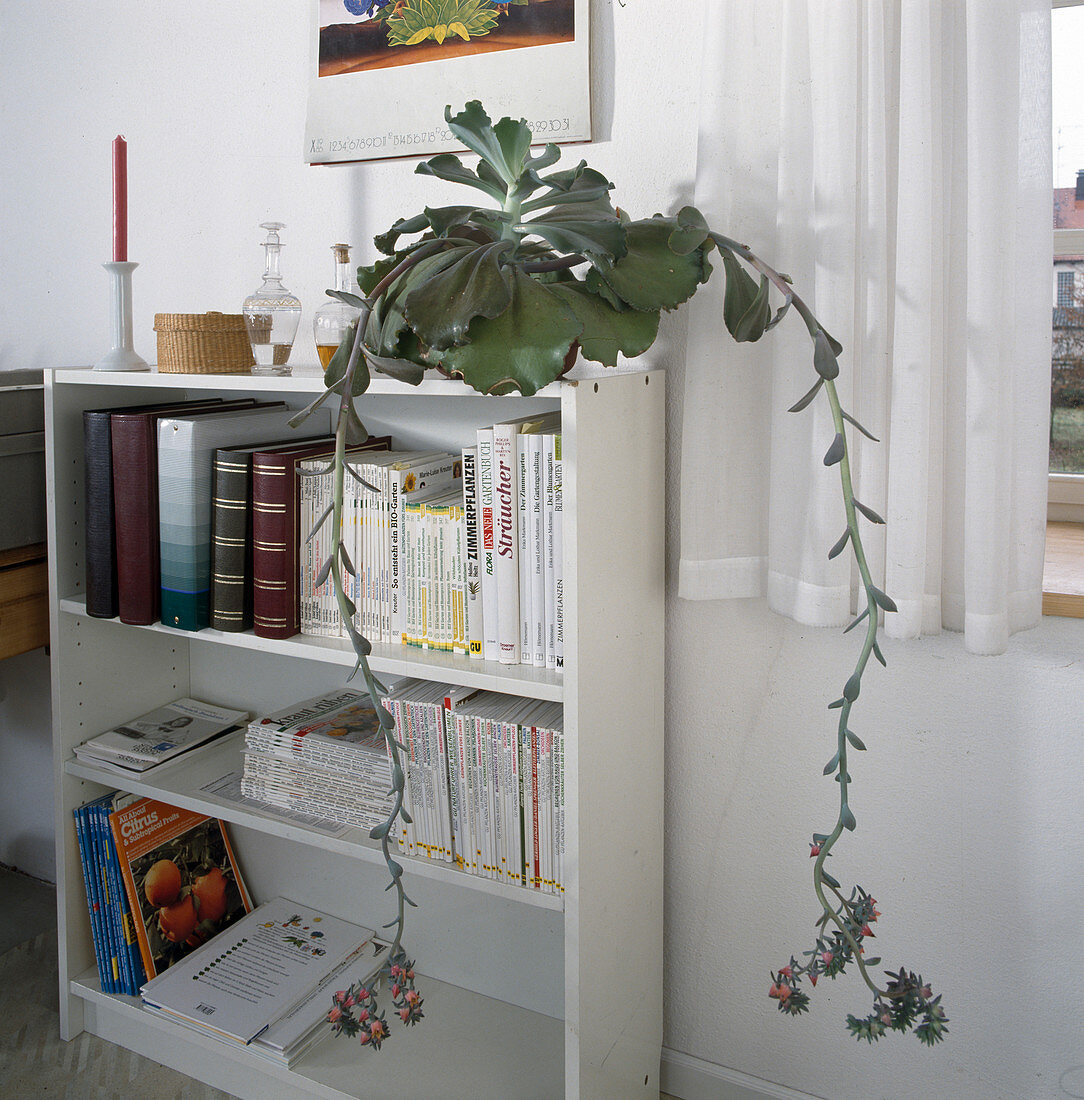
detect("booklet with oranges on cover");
top-left (108, 796), bottom-right (252, 981)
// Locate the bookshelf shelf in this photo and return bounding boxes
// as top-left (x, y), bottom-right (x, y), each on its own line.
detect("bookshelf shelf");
top-left (69, 965), bottom-right (564, 1099)
top-left (62, 734), bottom-right (564, 912)
top-left (46, 367), bottom-right (665, 1098)
top-left (57, 597), bottom-right (565, 702)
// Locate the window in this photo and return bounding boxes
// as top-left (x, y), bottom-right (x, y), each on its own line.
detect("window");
top-left (1057, 268), bottom-right (1076, 307)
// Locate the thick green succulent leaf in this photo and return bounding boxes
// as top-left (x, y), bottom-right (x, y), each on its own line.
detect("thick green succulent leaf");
top-left (493, 115), bottom-right (533, 181)
top-left (732, 272), bottom-right (772, 342)
top-left (520, 166), bottom-right (615, 214)
top-left (364, 351), bottom-right (426, 385)
top-left (327, 288), bottom-right (367, 309)
top-left (520, 199), bottom-right (627, 260)
top-left (546, 282), bottom-right (660, 367)
top-left (445, 101), bottom-right (524, 187)
top-left (438, 267), bottom-right (582, 395)
top-left (373, 214), bottom-right (430, 256)
top-left (669, 205), bottom-right (711, 255)
top-left (323, 328), bottom-right (371, 397)
top-left (721, 252), bottom-right (765, 339)
top-left (416, 152), bottom-right (506, 202)
top-left (525, 143), bottom-right (561, 173)
top-left (423, 204), bottom-right (501, 239)
top-left (584, 266), bottom-right (630, 311)
top-left (358, 252), bottom-right (407, 296)
top-left (365, 246), bottom-right (473, 356)
top-left (592, 217), bottom-right (712, 311)
top-left (403, 240), bottom-right (514, 350)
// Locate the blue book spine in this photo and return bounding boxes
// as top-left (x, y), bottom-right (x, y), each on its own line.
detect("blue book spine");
top-left (73, 805), bottom-right (111, 993)
top-left (96, 799), bottom-right (135, 995)
top-left (91, 799), bottom-right (123, 994)
top-left (106, 797), bottom-right (147, 992)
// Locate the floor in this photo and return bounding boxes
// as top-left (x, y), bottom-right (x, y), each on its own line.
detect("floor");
top-left (0, 863), bottom-right (56, 954)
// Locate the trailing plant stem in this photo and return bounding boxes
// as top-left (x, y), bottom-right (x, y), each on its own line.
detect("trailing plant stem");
top-left (814, 375), bottom-right (883, 999)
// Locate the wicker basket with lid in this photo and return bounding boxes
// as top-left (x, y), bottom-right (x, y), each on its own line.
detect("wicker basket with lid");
top-left (153, 312), bottom-right (258, 374)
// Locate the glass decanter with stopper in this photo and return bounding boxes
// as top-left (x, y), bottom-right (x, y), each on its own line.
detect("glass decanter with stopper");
top-left (313, 243), bottom-right (362, 368)
top-left (242, 222), bottom-right (301, 375)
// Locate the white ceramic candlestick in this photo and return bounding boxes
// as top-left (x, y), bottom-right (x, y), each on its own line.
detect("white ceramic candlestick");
top-left (95, 260), bottom-right (149, 371)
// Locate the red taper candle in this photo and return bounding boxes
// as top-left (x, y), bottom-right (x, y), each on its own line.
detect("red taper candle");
top-left (112, 135), bottom-right (127, 262)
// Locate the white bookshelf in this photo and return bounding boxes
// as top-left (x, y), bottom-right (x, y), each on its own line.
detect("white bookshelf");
top-left (46, 366), bottom-right (665, 1099)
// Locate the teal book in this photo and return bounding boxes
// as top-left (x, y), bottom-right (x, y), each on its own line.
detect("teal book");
top-left (157, 404), bottom-right (331, 631)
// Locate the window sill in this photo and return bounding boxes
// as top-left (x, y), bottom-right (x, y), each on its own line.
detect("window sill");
top-left (1043, 522), bottom-right (1084, 618)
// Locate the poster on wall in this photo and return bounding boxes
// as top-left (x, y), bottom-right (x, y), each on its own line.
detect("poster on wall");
top-left (305, 0), bottom-right (590, 164)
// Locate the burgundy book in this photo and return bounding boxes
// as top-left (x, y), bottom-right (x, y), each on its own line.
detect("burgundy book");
top-left (112, 398), bottom-right (257, 626)
top-left (251, 435), bottom-right (390, 640)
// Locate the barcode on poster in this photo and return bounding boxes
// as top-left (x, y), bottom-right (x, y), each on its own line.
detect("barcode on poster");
top-left (196, 1003), bottom-right (216, 1016)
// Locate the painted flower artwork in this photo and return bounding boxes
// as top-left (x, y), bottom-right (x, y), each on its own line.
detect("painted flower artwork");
top-left (319, 0), bottom-right (574, 76)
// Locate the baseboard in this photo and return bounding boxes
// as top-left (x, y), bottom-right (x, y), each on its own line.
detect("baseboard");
top-left (661, 1048), bottom-right (825, 1100)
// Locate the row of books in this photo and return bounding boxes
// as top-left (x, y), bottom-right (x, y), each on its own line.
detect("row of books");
top-left (83, 398), bottom-right (563, 668)
top-left (82, 393), bottom-right (372, 634)
top-left (73, 786), bottom-right (388, 1066)
top-left (299, 413), bottom-right (564, 668)
top-left (384, 679), bottom-right (565, 895)
top-left (237, 684), bottom-right (564, 895)
top-left (73, 792), bottom-right (251, 996)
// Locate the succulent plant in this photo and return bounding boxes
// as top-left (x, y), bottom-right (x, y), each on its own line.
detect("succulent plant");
top-left (308, 100), bottom-right (945, 1048)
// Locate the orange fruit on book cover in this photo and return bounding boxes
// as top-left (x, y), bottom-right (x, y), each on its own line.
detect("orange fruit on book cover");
top-left (157, 894), bottom-right (199, 944)
top-left (143, 859), bottom-right (182, 907)
top-left (191, 867), bottom-right (228, 923)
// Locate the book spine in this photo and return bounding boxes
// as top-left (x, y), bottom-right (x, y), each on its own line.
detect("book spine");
top-left (509, 718), bottom-right (523, 886)
top-left (252, 452), bottom-right (308, 640)
top-left (517, 435), bottom-right (532, 666)
top-left (451, 500), bottom-right (466, 656)
top-left (92, 800), bottom-right (124, 991)
top-left (209, 448), bottom-right (253, 632)
top-left (553, 436), bottom-right (564, 671)
top-left (455, 712), bottom-right (475, 874)
top-left (492, 424), bottom-right (521, 664)
top-left (112, 414), bottom-right (164, 626)
top-left (83, 411), bottom-right (119, 618)
top-left (443, 697), bottom-right (463, 869)
top-left (554, 725), bottom-right (565, 897)
top-left (74, 805), bottom-right (112, 992)
top-left (475, 429), bottom-right (499, 661)
top-left (461, 448), bottom-right (483, 659)
top-left (543, 435), bottom-right (557, 670)
top-left (157, 418), bottom-right (207, 631)
top-left (298, 460), bottom-right (313, 634)
top-left (530, 435), bottom-right (546, 667)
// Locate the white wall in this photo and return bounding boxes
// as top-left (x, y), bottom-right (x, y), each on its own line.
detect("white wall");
top-left (3, 3), bottom-right (1083, 1099)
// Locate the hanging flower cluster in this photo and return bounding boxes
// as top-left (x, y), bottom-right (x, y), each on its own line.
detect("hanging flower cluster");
top-left (770, 869), bottom-right (947, 1044)
top-left (328, 958), bottom-right (424, 1050)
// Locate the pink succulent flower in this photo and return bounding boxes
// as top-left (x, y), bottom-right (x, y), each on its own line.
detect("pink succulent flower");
top-left (328, 1006), bottom-right (342, 1022)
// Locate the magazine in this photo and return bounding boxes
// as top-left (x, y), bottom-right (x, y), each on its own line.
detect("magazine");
top-left (108, 797), bottom-right (252, 980)
top-left (139, 897), bottom-right (376, 1045)
top-left (74, 698), bottom-right (249, 772)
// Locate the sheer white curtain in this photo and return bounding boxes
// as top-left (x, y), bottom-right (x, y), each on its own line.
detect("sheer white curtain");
top-left (678, 0), bottom-right (1052, 655)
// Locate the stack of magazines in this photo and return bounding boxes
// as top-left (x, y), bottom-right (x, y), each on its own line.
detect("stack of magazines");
top-left (241, 690), bottom-right (396, 830)
top-left (140, 897), bottom-right (390, 1067)
top-left (73, 698), bottom-right (249, 774)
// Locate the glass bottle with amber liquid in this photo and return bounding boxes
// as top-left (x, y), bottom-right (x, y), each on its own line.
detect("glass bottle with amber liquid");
top-left (313, 243), bottom-right (362, 368)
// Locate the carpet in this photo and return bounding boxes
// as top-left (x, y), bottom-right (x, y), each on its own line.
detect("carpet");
top-left (0, 932), bottom-right (236, 1099)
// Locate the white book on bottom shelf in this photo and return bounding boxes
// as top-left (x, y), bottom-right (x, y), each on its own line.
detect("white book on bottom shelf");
top-left (139, 897), bottom-right (375, 1046)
